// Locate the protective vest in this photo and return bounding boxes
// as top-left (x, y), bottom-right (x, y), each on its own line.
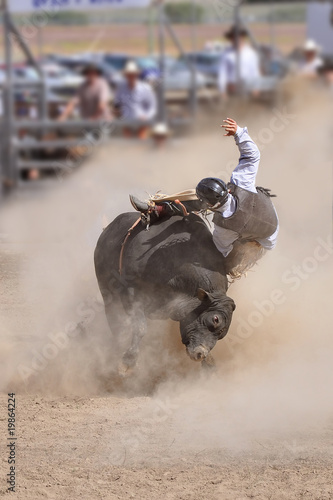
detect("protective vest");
top-left (212, 183), bottom-right (278, 240)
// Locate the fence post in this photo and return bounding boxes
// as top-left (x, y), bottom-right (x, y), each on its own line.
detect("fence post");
top-left (157, 1), bottom-right (166, 122)
top-left (2, 0), bottom-right (16, 191)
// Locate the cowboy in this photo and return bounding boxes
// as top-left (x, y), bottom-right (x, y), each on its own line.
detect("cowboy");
top-left (299, 39), bottom-right (323, 78)
top-left (113, 60), bottom-right (157, 140)
top-left (151, 122), bottom-right (171, 149)
top-left (59, 63), bottom-right (111, 121)
top-left (130, 118), bottom-right (279, 275)
top-left (218, 24), bottom-right (261, 98)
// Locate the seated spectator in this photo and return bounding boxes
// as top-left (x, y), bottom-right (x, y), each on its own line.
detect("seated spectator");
top-left (59, 64), bottom-right (111, 121)
top-left (151, 122), bottom-right (171, 149)
top-left (299, 40), bottom-right (323, 78)
top-left (114, 60), bottom-right (157, 140)
top-left (218, 25), bottom-right (261, 99)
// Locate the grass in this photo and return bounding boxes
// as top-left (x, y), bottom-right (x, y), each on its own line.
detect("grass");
top-left (0, 20), bottom-right (306, 63)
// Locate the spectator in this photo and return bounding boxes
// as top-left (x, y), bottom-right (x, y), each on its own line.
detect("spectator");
top-left (59, 63), bottom-right (111, 121)
top-left (218, 25), bottom-right (261, 99)
top-left (299, 40), bottom-right (323, 78)
top-left (151, 122), bottom-right (171, 149)
top-left (114, 60), bottom-right (157, 140)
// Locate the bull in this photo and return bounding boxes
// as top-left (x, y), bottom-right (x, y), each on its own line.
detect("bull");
top-left (94, 212), bottom-right (235, 371)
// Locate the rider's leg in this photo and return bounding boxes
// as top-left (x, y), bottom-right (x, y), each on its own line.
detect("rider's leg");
top-left (225, 240), bottom-right (266, 278)
top-left (130, 195), bottom-right (203, 219)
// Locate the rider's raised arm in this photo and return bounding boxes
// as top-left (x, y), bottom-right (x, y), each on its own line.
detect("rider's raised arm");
top-left (230, 126), bottom-right (260, 193)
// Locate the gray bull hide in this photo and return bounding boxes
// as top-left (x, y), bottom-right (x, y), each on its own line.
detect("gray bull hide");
top-left (94, 212), bottom-right (235, 370)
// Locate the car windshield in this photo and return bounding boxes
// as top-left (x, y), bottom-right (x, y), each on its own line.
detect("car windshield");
top-left (182, 53), bottom-right (220, 66)
top-left (104, 55), bottom-right (128, 71)
top-left (168, 59), bottom-right (189, 72)
top-left (136, 57), bottom-right (157, 69)
top-left (15, 67), bottom-right (39, 79)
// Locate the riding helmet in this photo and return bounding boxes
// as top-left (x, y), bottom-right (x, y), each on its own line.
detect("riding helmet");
top-left (196, 178), bottom-right (229, 207)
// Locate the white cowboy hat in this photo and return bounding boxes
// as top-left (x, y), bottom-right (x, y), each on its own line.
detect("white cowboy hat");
top-left (152, 122), bottom-right (171, 137)
top-left (124, 60), bottom-right (140, 74)
top-left (304, 39), bottom-right (321, 53)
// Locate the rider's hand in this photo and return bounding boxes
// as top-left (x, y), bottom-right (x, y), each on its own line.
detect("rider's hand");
top-left (221, 118), bottom-right (238, 137)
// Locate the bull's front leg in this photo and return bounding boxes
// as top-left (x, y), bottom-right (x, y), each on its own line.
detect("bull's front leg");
top-left (119, 300), bottom-right (147, 375)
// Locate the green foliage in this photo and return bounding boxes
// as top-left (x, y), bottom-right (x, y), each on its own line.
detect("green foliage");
top-left (165, 2), bottom-right (204, 24)
top-left (49, 11), bottom-right (89, 26)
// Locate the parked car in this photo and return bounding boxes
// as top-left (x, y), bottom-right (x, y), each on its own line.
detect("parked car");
top-left (41, 63), bottom-right (84, 94)
top-left (44, 54), bottom-right (122, 89)
top-left (103, 53), bottom-right (130, 72)
top-left (179, 51), bottom-right (222, 84)
top-left (258, 45), bottom-right (289, 78)
top-left (159, 56), bottom-right (209, 90)
top-left (102, 53), bottom-right (160, 82)
top-left (0, 62), bottom-right (85, 99)
top-left (102, 53), bottom-right (209, 91)
top-left (0, 64), bottom-right (40, 85)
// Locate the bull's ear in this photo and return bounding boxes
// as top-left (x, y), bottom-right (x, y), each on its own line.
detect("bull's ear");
top-left (197, 288), bottom-right (209, 301)
top-left (228, 297), bottom-right (236, 312)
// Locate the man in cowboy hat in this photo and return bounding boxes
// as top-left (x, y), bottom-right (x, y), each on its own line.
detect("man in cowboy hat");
top-left (299, 39), bottom-right (323, 78)
top-left (114, 60), bottom-right (157, 139)
top-left (218, 24), bottom-right (261, 98)
top-left (59, 63), bottom-right (111, 121)
top-left (151, 122), bottom-right (171, 149)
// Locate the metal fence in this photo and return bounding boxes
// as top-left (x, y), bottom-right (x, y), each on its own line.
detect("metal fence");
top-left (0, 0), bottom-right (200, 196)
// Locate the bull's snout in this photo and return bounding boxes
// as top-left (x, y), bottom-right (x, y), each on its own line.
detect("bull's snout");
top-left (187, 344), bottom-right (209, 362)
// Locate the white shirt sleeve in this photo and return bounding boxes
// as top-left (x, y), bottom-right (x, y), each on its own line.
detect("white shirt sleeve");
top-left (218, 52), bottom-right (228, 93)
top-left (256, 209), bottom-right (279, 250)
top-left (212, 125), bottom-right (278, 257)
top-left (230, 126), bottom-right (260, 194)
top-left (140, 84), bottom-right (157, 121)
top-left (248, 48), bottom-right (261, 81)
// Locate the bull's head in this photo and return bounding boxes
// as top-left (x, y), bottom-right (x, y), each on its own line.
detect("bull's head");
top-left (180, 288), bottom-right (235, 361)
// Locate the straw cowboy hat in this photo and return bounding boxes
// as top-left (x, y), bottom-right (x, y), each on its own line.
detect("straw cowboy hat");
top-left (151, 122), bottom-right (171, 137)
top-left (124, 60), bottom-right (141, 75)
top-left (304, 39), bottom-right (321, 53)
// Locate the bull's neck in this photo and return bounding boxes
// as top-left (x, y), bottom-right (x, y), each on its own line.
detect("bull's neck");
top-left (174, 264), bottom-right (228, 296)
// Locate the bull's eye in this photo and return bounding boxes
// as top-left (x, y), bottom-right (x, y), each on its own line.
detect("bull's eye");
top-left (213, 315), bottom-right (220, 325)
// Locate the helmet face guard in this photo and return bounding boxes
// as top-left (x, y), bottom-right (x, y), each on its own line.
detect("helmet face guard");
top-left (196, 178), bottom-right (229, 209)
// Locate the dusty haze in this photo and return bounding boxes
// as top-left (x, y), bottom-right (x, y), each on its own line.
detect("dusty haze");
top-left (0, 84), bottom-right (332, 499)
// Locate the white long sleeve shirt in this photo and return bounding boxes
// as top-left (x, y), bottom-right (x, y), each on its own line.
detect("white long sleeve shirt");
top-left (218, 45), bottom-right (261, 94)
top-left (114, 80), bottom-right (157, 121)
top-left (212, 126), bottom-right (279, 257)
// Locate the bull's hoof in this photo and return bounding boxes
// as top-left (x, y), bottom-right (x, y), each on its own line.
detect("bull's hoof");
top-left (122, 349), bottom-right (138, 368)
top-left (117, 361), bottom-right (135, 378)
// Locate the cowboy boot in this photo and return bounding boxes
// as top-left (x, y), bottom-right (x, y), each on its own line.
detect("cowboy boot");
top-left (129, 195), bottom-right (188, 222)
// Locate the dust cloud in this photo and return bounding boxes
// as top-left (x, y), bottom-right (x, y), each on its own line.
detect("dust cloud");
top-left (0, 82), bottom-right (332, 453)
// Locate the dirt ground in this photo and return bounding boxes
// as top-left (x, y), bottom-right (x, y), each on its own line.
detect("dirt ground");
top-left (1, 22), bottom-right (306, 59)
top-left (0, 393), bottom-right (332, 500)
top-left (0, 86), bottom-right (332, 499)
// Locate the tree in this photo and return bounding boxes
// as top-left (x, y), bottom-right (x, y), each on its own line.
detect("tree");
top-left (164, 2), bottom-right (204, 24)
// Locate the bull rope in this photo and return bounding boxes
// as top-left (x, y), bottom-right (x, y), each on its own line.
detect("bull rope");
top-left (118, 217), bottom-right (142, 276)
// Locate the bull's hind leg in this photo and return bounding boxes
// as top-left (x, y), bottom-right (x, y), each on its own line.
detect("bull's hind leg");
top-left (103, 293), bottom-right (131, 357)
top-left (120, 301), bottom-right (147, 373)
top-left (102, 289), bottom-right (147, 375)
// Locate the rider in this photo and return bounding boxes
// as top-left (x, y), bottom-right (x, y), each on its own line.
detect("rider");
top-left (130, 118), bottom-right (279, 275)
